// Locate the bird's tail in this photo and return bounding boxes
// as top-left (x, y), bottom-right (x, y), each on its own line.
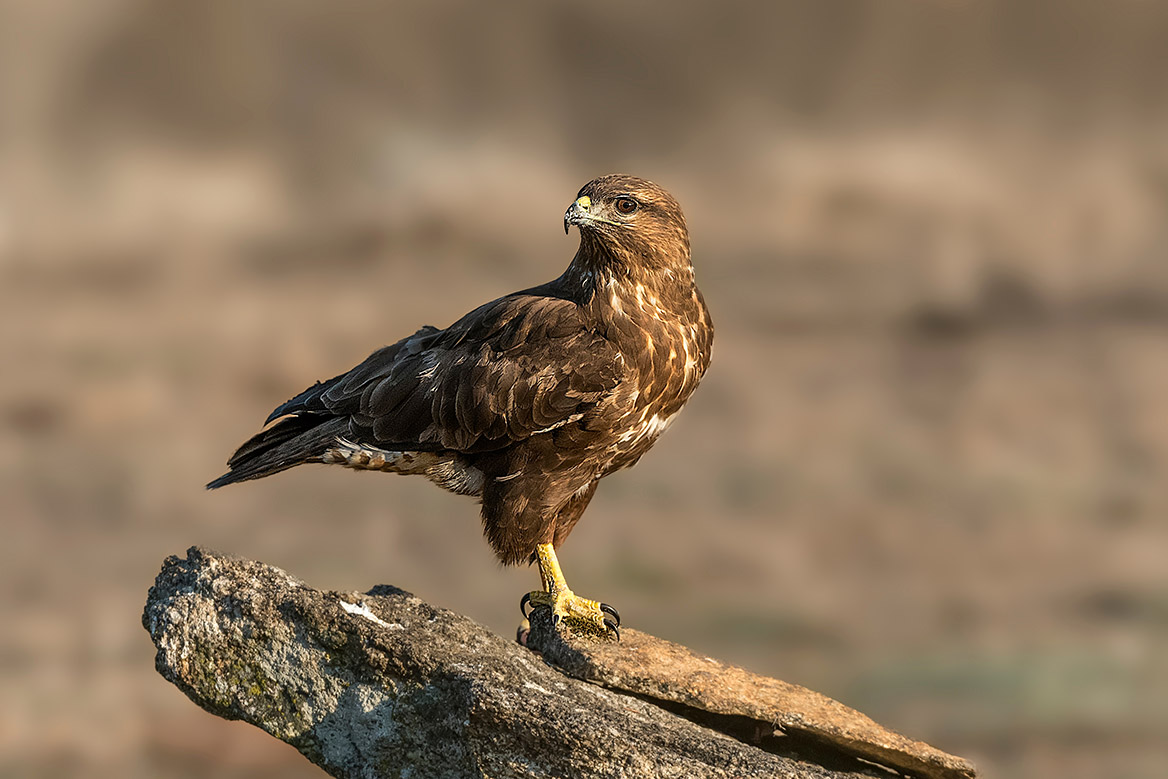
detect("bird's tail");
top-left (206, 415), bottom-right (348, 489)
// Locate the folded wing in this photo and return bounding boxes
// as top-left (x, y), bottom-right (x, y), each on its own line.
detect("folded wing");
top-left (287, 294), bottom-right (623, 454)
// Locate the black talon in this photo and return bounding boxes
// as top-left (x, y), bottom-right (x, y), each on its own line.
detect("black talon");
top-left (552, 613), bottom-right (562, 627)
top-left (519, 592), bottom-right (533, 618)
top-left (604, 618), bottom-right (621, 640)
top-left (599, 603), bottom-right (621, 627)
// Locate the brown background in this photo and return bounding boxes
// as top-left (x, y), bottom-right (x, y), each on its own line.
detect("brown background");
top-left (2, 1), bottom-right (1166, 777)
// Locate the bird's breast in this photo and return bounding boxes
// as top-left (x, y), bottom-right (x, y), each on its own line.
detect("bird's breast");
top-left (591, 273), bottom-right (712, 471)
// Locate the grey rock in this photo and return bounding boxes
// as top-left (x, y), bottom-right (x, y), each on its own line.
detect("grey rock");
top-left (143, 547), bottom-right (973, 779)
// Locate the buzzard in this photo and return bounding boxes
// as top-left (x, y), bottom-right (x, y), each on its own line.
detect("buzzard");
top-left (208, 175), bottom-right (713, 638)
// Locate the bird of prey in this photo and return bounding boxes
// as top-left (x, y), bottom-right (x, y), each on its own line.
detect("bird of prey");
top-left (208, 175), bottom-right (713, 638)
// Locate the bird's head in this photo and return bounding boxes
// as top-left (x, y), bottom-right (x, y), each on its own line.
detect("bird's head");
top-left (565, 175), bottom-right (690, 274)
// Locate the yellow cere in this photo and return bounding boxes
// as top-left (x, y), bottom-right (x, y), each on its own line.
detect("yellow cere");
top-left (575, 195), bottom-right (591, 210)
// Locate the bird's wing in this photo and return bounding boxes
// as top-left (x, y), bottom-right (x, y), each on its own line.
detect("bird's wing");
top-left (317, 295), bottom-right (624, 452)
top-left (261, 326), bottom-right (443, 425)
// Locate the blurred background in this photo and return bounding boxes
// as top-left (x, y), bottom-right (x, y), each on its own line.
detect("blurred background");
top-left (2, 1), bottom-right (1166, 777)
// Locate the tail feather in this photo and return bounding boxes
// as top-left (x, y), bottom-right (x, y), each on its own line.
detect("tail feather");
top-left (207, 415), bottom-right (348, 489)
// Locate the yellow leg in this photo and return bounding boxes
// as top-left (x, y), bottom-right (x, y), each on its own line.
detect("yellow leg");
top-left (522, 543), bottom-right (620, 639)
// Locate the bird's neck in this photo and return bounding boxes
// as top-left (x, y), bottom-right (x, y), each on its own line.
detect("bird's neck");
top-left (564, 237), bottom-right (694, 303)
top-left (566, 242), bottom-right (709, 348)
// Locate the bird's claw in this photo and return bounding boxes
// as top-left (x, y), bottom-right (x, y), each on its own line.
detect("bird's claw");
top-left (603, 617), bottom-right (620, 640)
top-left (519, 589), bottom-right (620, 640)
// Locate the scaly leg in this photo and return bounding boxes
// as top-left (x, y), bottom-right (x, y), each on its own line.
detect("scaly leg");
top-left (521, 543), bottom-right (620, 639)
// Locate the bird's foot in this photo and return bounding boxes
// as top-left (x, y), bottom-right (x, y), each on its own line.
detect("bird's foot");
top-left (521, 589), bottom-right (620, 640)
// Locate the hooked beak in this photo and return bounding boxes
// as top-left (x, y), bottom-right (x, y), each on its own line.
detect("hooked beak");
top-left (564, 195), bottom-right (592, 234)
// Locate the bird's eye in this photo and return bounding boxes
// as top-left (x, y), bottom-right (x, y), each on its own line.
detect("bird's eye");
top-left (614, 197), bottom-right (638, 215)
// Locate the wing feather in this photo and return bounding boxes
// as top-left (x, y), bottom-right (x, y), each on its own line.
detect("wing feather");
top-left (315, 294), bottom-right (622, 453)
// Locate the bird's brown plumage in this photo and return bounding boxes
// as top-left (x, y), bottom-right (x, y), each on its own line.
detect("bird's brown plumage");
top-left (209, 174), bottom-right (713, 567)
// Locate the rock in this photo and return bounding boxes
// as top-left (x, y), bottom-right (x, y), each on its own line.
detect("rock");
top-left (143, 547), bottom-right (974, 779)
top-left (525, 612), bottom-right (975, 779)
